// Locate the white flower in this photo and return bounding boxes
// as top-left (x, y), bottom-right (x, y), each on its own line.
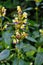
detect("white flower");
top-left (23, 12), bottom-right (28, 18)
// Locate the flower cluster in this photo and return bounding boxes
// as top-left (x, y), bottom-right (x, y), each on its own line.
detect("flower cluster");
top-left (0, 6), bottom-right (6, 17)
top-left (12, 6), bottom-right (28, 44)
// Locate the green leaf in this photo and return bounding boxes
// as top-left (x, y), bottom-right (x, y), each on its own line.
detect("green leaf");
top-left (0, 46), bottom-right (2, 48)
top-left (32, 31), bottom-right (40, 38)
top-left (3, 0), bottom-right (13, 8)
top-left (39, 36), bottom-right (43, 43)
top-left (26, 36), bottom-right (37, 42)
top-left (16, 42), bottom-right (24, 49)
top-left (2, 0), bottom-right (19, 8)
top-left (23, 7), bottom-right (33, 11)
top-left (28, 20), bottom-right (39, 27)
top-left (38, 47), bottom-right (43, 52)
top-left (16, 42), bottom-right (36, 56)
top-left (13, 0), bottom-right (19, 7)
top-left (6, 63), bottom-right (10, 65)
top-left (26, 50), bottom-right (35, 57)
top-left (23, 44), bottom-right (36, 52)
top-left (1, 63), bottom-right (5, 65)
top-left (28, 20), bottom-right (36, 26)
top-left (34, 52), bottom-right (43, 65)
top-left (0, 49), bottom-right (10, 61)
top-left (2, 31), bottom-right (12, 47)
top-left (13, 58), bottom-right (30, 65)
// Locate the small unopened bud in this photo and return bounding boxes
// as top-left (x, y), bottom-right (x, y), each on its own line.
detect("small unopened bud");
top-left (17, 6), bottom-right (22, 13)
top-left (13, 39), bottom-right (19, 44)
top-left (13, 39), bottom-right (17, 44)
top-left (3, 24), bottom-right (8, 30)
top-left (35, 7), bottom-right (38, 10)
top-left (39, 29), bottom-right (43, 35)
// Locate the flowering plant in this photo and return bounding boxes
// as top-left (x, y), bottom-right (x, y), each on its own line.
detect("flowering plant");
top-left (0, 0), bottom-right (43, 65)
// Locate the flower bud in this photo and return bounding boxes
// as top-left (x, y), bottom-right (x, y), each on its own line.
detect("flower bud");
top-left (17, 6), bottom-right (22, 13)
top-left (13, 38), bottom-right (19, 44)
top-left (23, 19), bottom-right (27, 24)
top-left (13, 39), bottom-right (17, 44)
top-left (22, 32), bottom-right (28, 37)
top-left (20, 24), bottom-right (25, 29)
top-left (16, 32), bottom-right (21, 39)
top-left (3, 24), bottom-right (8, 30)
top-left (0, 6), bottom-right (6, 17)
top-left (39, 29), bottom-right (43, 35)
top-left (23, 12), bottom-right (28, 18)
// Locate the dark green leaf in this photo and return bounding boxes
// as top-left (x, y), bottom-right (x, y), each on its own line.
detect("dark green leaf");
top-left (2, 31), bottom-right (11, 47)
top-left (0, 49), bottom-right (10, 61)
top-left (23, 44), bottom-right (36, 52)
top-left (32, 31), bottom-right (40, 38)
top-left (34, 52), bottom-right (43, 65)
top-left (26, 36), bottom-right (37, 42)
top-left (13, 58), bottom-right (30, 65)
top-left (39, 36), bottom-right (43, 43)
top-left (23, 7), bottom-right (33, 11)
top-left (3, 0), bottom-right (13, 8)
top-left (16, 42), bottom-right (24, 49)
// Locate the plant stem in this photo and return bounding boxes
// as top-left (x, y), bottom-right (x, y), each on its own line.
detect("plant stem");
top-left (36, 8), bottom-right (38, 23)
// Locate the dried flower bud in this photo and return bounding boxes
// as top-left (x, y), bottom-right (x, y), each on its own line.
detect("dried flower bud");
top-left (22, 32), bottom-right (28, 37)
top-left (16, 32), bottom-right (21, 39)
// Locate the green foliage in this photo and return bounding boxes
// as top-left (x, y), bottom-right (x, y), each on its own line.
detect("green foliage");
top-left (2, 31), bottom-right (12, 47)
top-left (0, 49), bottom-right (10, 61)
top-left (0, 0), bottom-right (43, 65)
top-left (34, 52), bottom-right (43, 65)
top-left (13, 58), bottom-right (30, 65)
